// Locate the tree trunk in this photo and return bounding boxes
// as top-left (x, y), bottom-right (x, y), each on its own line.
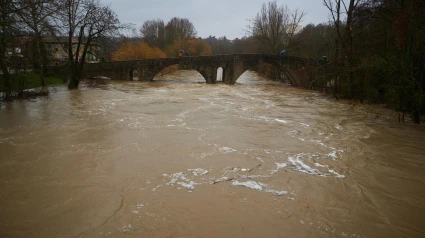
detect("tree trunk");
top-left (346, 0), bottom-right (356, 99)
top-left (68, 60), bottom-right (80, 89)
top-left (38, 36), bottom-right (48, 86)
top-left (0, 46), bottom-right (11, 99)
top-left (68, 68), bottom-right (80, 89)
top-left (333, 0), bottom-right (341, 98)
top-left (31, 34), bottom-right (46, 87)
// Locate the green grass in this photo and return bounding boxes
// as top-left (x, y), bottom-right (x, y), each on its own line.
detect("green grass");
top-left (0, 72), bottom-right (65, 92)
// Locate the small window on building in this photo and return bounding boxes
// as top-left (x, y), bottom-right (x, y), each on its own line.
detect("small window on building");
top-left (55, 47), bottom-right (59, 51)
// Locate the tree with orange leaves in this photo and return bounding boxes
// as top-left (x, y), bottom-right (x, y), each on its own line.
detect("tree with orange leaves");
top-left (112, 41), bottom-right (166, 61)
top-left (165, 38), bottom-right (212, 57)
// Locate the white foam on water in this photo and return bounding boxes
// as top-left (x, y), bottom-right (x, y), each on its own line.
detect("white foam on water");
top-left (239, 174), bottom-right (272, 179)
top-left (300, 123), bottom-right (310, 128)
top-left (219, 147), bottom-right (237, 154)
top-left (276, 162), bottom-right (287, 169)
top-left (232, 180), bottom-right (263, 191)
top-left (274, 118), bottom-right (289, 124)
top-left (265, 189), bottom-right (288, 196)
top-left (257, 116), bottom-right (290, 124)
top-left (177, 181), bottom-right (199, 190)
top-left (232, 180), bottom-right (288, 196)
top-left (119, 224), bottom-right (132, 232)
top-left (328, 169), bottom-right (345, 178)
top-left (271, 162), bottom-right (288, 174)
top-left (132, 210), bottom-right (139, 214)
top-left (328, 151), bottom-right (338, 160)
top-left (256, 157), bottom-right (265, 163)
top-left (163, 172), bottom-right (202, 190)
top-left (187, 168), bottom-right (209, 176)
top-left (334, 124), bottom-right (343, 130)
top-left (288, 154), bottom-right (319, 175)
top-left (287, 153), bottom-right (345, 178)
top-left (164, 172), bottom-right (187, 185)
top-left (309, 139), bottom-right (328, 148)
top-left (314, 163), bottom-right (327, 168)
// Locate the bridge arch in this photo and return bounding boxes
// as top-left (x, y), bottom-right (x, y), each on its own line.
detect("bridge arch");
top-left (152, 64), bottom-right (206, 82)
top-left (138, 60), bottom-right (219, 84)
top-left (129, 69), bottom-right (138, 80)
top-left (216, 67), bottom-right (224, 82)
top-left (230, 58), bottom-right (308, 86)
top-left (147, 63), bottom-right (211, 83)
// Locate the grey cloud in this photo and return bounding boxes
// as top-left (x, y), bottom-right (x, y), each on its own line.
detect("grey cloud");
top-left (107, 0), bottom-right (329, 39)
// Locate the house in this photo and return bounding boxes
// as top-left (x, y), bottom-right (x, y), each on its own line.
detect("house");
top-left (1, 36), bottom-right (102, 72)
top-left (285, 24), bottom-right (303, 35)
top-left (43, 36), bottom-right (102, 65)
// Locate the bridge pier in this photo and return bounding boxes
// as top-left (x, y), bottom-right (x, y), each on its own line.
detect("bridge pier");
top-left (197, 65), bottom-right (217, 84)
top-left (222, 57), bottom-right (251, 84)
top-left (138, 65), bottom-right (157, 82)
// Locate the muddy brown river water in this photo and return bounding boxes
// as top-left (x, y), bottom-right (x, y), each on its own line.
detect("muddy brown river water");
top-left (1, 70), bottom-right (425, 238)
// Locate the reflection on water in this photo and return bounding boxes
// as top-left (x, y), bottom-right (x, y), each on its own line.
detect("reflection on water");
top-left (1, 70), bottom-right (425, 238)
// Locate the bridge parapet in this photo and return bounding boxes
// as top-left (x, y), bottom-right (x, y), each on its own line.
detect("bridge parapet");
top-left (51, 54), bottom-right (320, 86)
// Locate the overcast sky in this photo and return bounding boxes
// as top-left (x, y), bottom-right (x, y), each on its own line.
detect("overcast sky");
top-left (106, 0), bottom-right (330, 39)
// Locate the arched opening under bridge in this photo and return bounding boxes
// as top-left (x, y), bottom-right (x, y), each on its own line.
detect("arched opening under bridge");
top-left (152, 65), bottom-right (206, 83)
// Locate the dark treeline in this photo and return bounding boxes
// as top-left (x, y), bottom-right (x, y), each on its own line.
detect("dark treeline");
top-left (295, 0), bottom-right (425, 123)
top-left (204, 36), bottom-right (263, 55)
top-left (140, 17), bottom-right (196, 50)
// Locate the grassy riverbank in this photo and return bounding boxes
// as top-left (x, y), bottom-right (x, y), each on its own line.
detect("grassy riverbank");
top-left (0, 73), bottom-right (65, 92)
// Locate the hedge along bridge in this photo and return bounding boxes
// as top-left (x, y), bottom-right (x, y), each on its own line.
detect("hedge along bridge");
top-left (53, 54), bottom-right (322, 86)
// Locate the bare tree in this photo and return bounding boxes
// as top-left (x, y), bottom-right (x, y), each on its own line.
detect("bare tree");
top-left (140, 19), bottom-right (165, 49)
top-left (165, 17), bottom-right (197, 46)
top-left (323, 0), bottom-right (362, 97)
top-left (343, 0), bottom-right (362, 98)
top-left (0, 0), bottom-right (23, 99)
top-left (13, 0), bottom-right (56, 86)
top-left (287, 8), bottom-right (306, 39)
top-left (248, 0), bottom-right (305, 53)
top-left (54, 0), bottom-right (123, 89)
top-left (323, 0), bottom-right (341, 97)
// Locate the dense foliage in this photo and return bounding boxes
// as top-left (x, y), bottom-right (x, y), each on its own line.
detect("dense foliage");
top-left (289, 0), bottom-right (425, 122)
top-left (111, 42), bottom-right (165, 61)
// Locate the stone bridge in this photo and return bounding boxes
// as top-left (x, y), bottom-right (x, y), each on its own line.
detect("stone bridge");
top-left (64, 54), bottom-right (322, 86)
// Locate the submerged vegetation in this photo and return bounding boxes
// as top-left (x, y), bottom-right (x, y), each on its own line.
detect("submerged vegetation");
top-left (0, 73), bottom-right (64, 100)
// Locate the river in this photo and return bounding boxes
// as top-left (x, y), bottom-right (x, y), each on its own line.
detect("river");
top-left (1, 70), bottom-right (425, 238)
